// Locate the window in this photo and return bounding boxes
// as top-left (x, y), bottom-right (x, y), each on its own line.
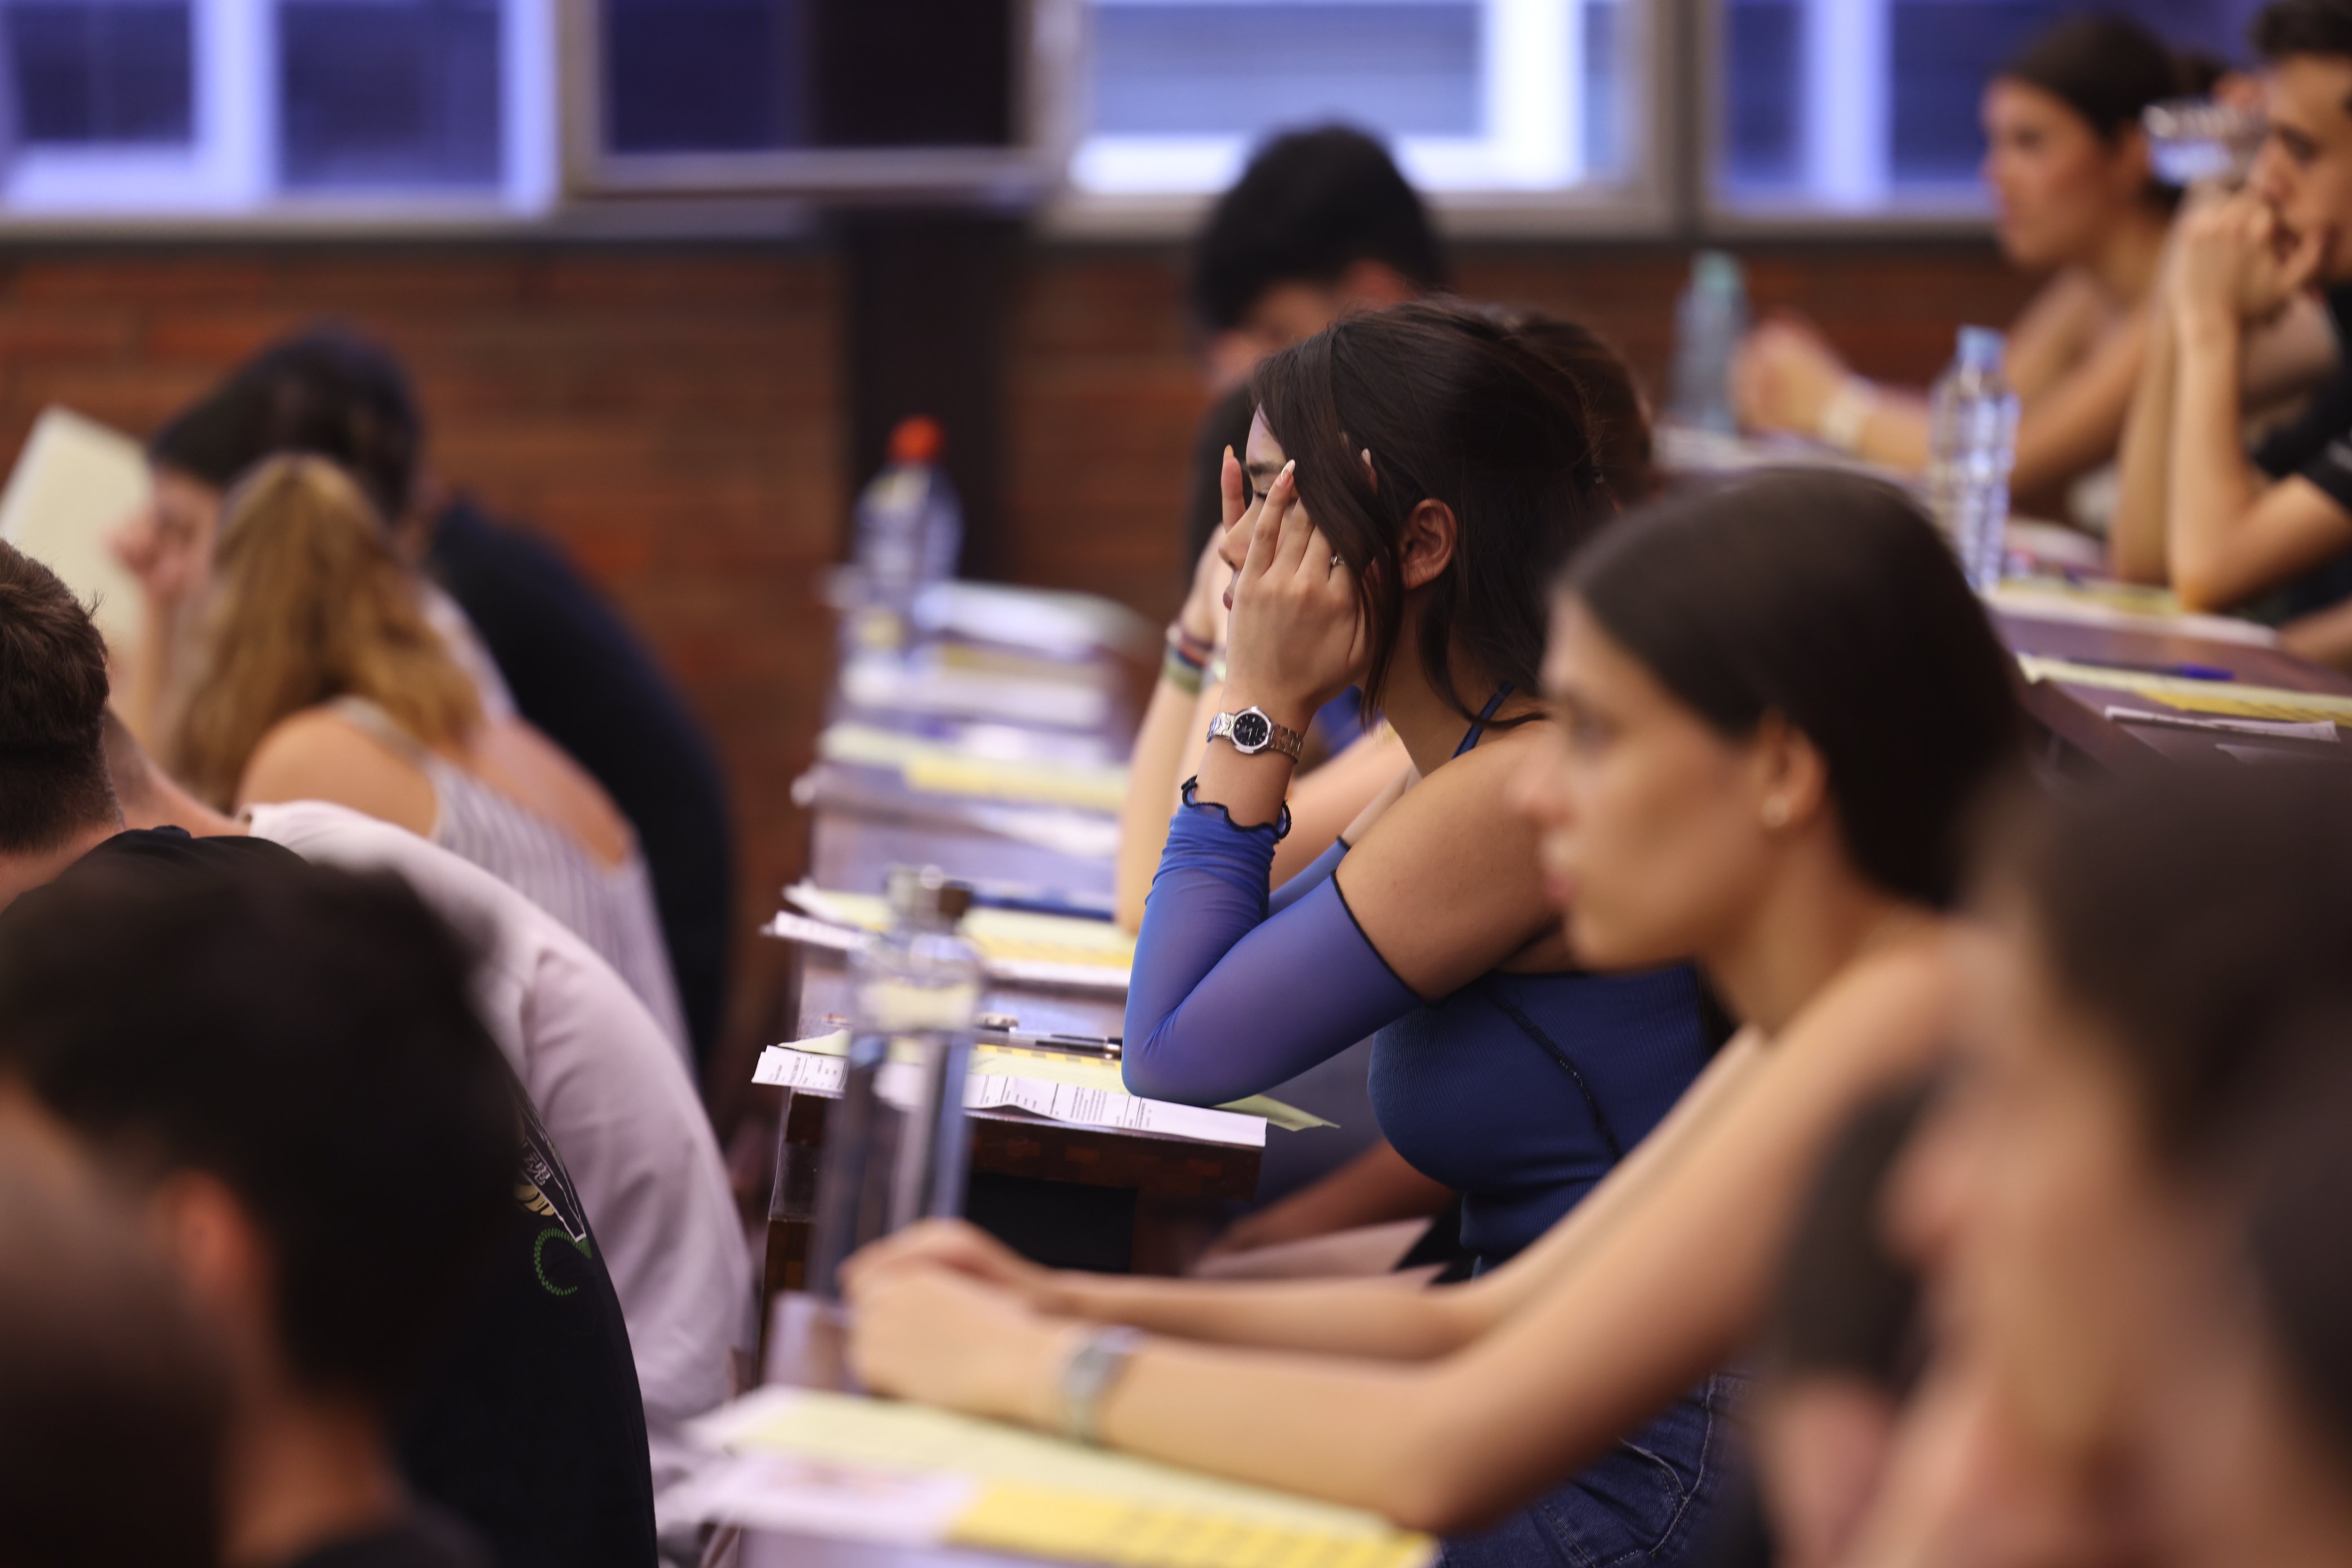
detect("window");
top-left (11, 0), bottom-right (194, 146)
top-left (1716, 0), bottom-right (2268, 213)
top-left (1, 0), bottom-right (552, 217)
top-left (1072, 0), bottom-right (1641, 198)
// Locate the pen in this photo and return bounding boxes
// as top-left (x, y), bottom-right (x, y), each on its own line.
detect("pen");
top-left (2071, 656), bottom-right (2236, 681)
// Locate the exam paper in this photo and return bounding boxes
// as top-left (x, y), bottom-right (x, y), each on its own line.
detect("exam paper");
top-left (687, 1387), bottom-right (1435, 1568)
top-left (760, 1032), bottom-right (1331, 1134)
top-left (752, 1044), bottom-right (1268, 1148)
top-left (818, 722), bottom-right (1129, 813)
top-left (2019, 654), bottom-right (2352, 727)
top-left (0, 408), bottom-right (150, 657)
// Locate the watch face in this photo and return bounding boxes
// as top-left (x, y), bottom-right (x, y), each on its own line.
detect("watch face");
top-left (1231, 710), bottom-right (1271, 751)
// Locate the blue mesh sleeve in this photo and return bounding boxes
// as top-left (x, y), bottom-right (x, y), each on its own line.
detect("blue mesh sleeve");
top-left (1267, 837), bottom-right (1347, 916)
top-left (1124, 806), bottom-right (1418, 1106)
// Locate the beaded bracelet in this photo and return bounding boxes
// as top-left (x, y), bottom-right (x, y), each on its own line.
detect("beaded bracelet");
top-left (1161, 642), bottom-right (1204, 695)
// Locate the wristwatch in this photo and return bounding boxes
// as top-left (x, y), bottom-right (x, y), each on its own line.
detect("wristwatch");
top-left (1206, 706), bottom-right (1304, 761)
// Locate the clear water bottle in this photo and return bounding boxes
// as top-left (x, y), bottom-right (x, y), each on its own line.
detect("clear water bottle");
top-left (1927, 327), bottom-right (2021, 593)
top-left (1668, 251), bottom-right (1749, 435)
top-left (846, 416), bottom-right (963, 654)
top-left (804, 866), bottom-right (981, 1300)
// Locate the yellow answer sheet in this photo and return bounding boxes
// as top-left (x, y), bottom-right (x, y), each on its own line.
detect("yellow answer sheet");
top-left (2015, 655), bottom-right (2352, 728)
top-left (704, 1388), bottom-right (1433, 1568)
top-left (786, 883), bottom-right (1135, 970)
top-left (818, 723), bottom-right (1130, 812)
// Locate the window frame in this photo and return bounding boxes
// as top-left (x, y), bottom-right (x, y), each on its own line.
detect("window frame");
top-left (0, 0), bottom-right (560, 232)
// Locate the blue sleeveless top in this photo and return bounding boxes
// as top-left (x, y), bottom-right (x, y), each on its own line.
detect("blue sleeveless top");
top-left (1124, 693), bottom-right (1715, 1269)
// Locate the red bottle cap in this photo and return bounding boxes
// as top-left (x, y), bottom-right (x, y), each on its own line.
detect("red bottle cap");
top-left (888, 416), bottom-right (943, 465)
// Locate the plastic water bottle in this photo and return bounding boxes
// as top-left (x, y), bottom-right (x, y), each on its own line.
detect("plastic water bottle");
top-left (846, 416), bottom-right (963, 652)
top-left (1668, 251), bottom-right (1749, 435)
top-left (804, 866), bottom-right (981, 1299)
top-left (1927, 327), bottom-right (2021, 592)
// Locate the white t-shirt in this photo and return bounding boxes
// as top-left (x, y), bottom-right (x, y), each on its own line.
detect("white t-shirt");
top-left (244, 800), bottom-right (748, 1490)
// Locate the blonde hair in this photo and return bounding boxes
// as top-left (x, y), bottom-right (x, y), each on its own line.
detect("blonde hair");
top-left (169, 456), bottom-right (480, 807)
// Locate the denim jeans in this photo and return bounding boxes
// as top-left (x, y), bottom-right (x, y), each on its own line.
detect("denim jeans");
top-left (1435, 1374), bottom-right (1748, 1568)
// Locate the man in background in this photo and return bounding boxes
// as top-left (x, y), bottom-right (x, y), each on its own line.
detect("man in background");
top-left (0, 541), bottom-right (660, 1568)
top-left (0, 850), bottom-right (516, 1568)
top-left (1179, 126), bottom-right (1448, 567)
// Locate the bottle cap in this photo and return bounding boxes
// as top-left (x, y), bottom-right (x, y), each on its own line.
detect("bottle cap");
top-left (1957, 326), bottom-right (2005, 371)
top-left (889, 416), bottom-right (944, 466)
top-left (1692, 250), bottom-right (1744, 296)
top-left (884, 864), bottom-right (973, 926)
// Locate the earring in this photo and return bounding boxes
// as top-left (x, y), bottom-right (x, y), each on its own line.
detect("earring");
top-left (1762, 798), bottom-right (1790, 830)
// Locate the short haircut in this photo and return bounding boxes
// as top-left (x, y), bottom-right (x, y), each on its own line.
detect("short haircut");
top-left (0, 1128), bottom-right (228, 1568)
top-left (0, 845), bottom-right (514, 1412)
top-left (1563, 471), bottom-right (2025, 908)
top-left (0, 541), bottom-right (119, 853)
top-left (2254, 0), bottom-right (2352, 65)
top-left (1189, 126), bottom-right (1446, 335)
top-left (148, 328), bottom-right (424, 523)
top-left (1991, 765), bottom-right (2352, 1165)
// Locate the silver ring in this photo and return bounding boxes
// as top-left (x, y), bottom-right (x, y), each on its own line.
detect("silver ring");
top-left (1329, 552), bottom-right (1342, 567)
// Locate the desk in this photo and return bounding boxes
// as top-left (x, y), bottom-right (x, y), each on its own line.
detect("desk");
top-left (1998, 606), bottom-right (2352, 768)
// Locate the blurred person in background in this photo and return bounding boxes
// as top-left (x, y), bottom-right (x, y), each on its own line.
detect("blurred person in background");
top-left (163, 456), bottom-right (691, 1054)
top-left (0, 539), bottom-right (660, 1568)
top-left (1855, 768), bottom-right (2352, 1568)
top-left (0, 853), bottom-right (517, 1568)
top-left (113, 329), bottom-right (734, 1072)
top-left (2112, 0), bottom-right (2352, 671)
top-left (0, 1099), bottom-right (227, 1568)
top-left (1735, 16), bottom-right (2207, 525)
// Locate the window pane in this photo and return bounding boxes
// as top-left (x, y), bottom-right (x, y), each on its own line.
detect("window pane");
top-left (1091, 2), bottom-right (1480, 140)
top-left (1719, 0), bottom-right (2271, 209)
top-left (600, 0), bottom-right (1014, 156)
top-left (278, 0), bottom-right (502, 189)
top-left (1076, 0), bottom-right (1632, 195)
top-left (9, 0), bottom-right (193, 146)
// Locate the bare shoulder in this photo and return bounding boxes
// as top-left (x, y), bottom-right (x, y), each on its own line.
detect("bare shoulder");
top-left (1775, 925), bottom-right (1960, 1077)
top-left (238, 709), bottom-right (439, 837)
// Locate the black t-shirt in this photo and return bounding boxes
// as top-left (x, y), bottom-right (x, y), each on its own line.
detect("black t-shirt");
top-left (2248, 285), bottom-right (2352, 617)
top-left (426, 497), bottom-right (734, 1066)
top-left (76, 831), bottom-right (660, 1568)
top-left (283, 1508), bottom-right (494, 1568)
top-left (399, 1095), bottom-right (660, 1568)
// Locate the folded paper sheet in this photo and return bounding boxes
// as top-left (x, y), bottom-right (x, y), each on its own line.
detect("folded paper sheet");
top-left (683, 1387), bottom-right (1434, 1568)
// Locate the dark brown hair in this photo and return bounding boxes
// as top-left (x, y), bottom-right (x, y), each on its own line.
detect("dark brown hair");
top-left (1249, 297), bottom-right (1617, 725)
top-left (1991, 765), bottom-right (2352, 1163)
top-left (0, 1132), bottom-right (228, 1568)
top-left (1490, 308), bottom-right (1657, 508)
top-left (1564, 470), bottom-right (2024, 908)
top-left (0, 542), bottom-right (119, 852)
top-left (2255, 0), bottom-right (2352, 68)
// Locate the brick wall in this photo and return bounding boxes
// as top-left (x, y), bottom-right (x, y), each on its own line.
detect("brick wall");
top-left (0, 235), bottom-right (2031, 1075)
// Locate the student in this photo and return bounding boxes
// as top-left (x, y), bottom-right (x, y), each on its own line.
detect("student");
top-left (105, 716), bottom-right (748, 1504)
top-left (115, 329), bottom-right (735, 1069)
top-left (0, 541), bottom-right (659, 1568)
top-left (1119, 309), bottom-right (1668, 1254)
top-left (0, 852), bottom-right (518, 1568)
top-left (0, 1102), bottom-right (228, 1568)
top-left (164, 456), bottom-right (691, 1053)
top-left (2112, 0), bottom-right (2352, 669)
top-left (1862, 769), bottom-right (2352, 1566)
top-left (1181, 126), bottom-right (1447, 569)
top-left (1735, 16), bottom-right (2188, 520)
top-left (838, 471), bottom-right (2021, 1561)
